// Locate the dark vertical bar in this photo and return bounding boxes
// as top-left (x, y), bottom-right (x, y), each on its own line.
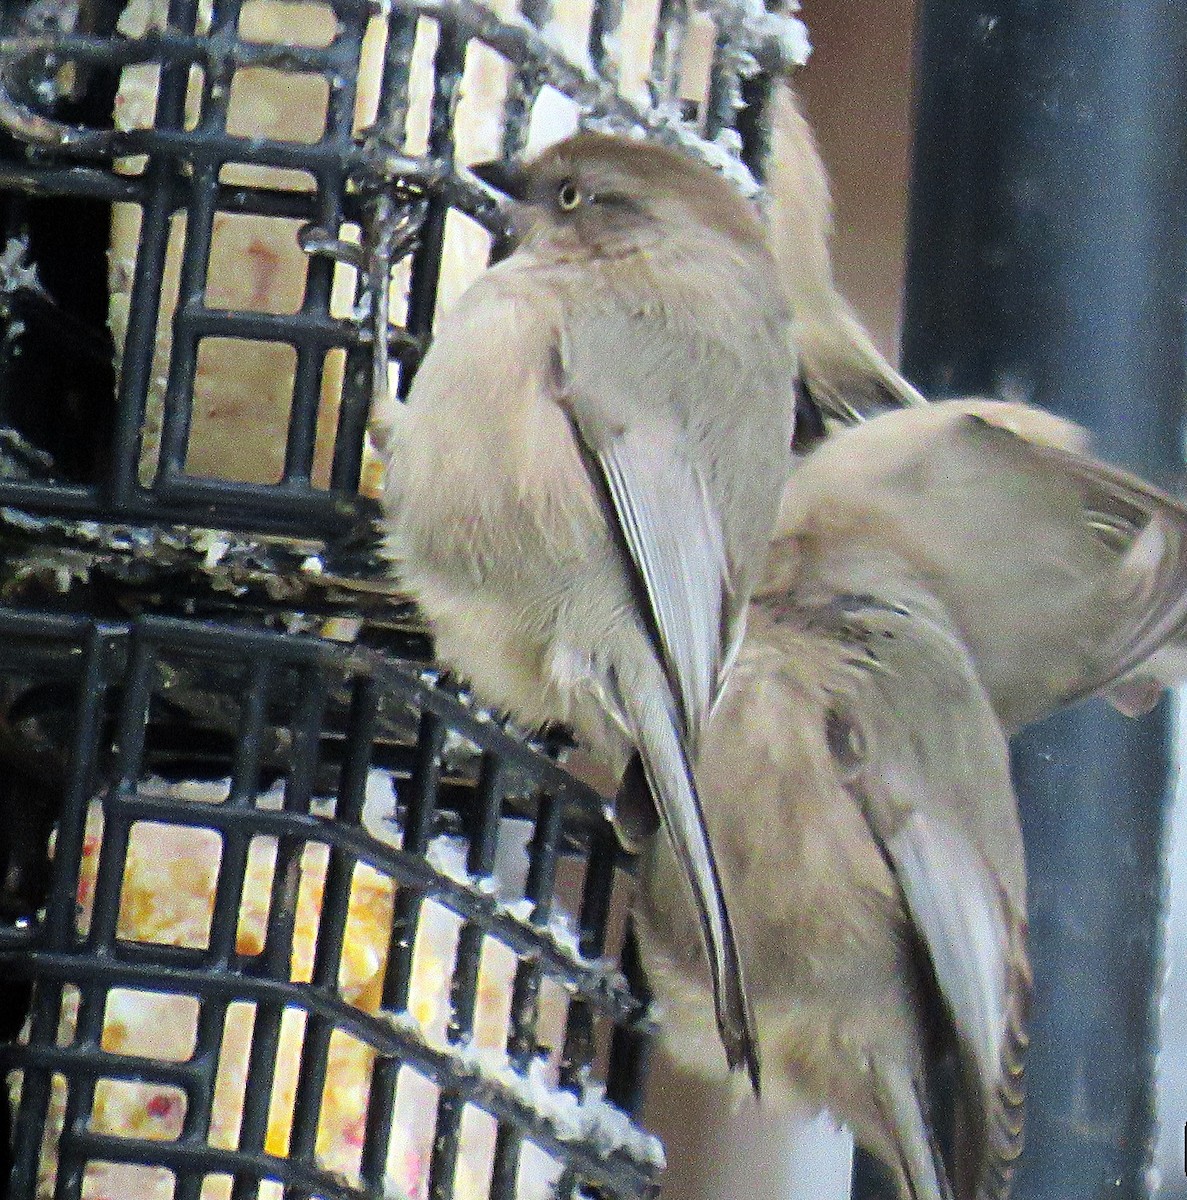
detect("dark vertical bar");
top-left (7, 628), bottom-right (112, 1198)
top-left (649, 0), bottom-right (688, 107)
top-left (44, 627), bottom-right (113, 946)
top-left (371, 705), bottom-right (445, 1197)
top-left (380, 709), bottom-right (445, 1012)
top-left (500, 71), bottom-right (543, 162)
top-left (152, 0), bottom-right (240, 486)
top-left (552, 1165), bottom-right (582, 1199)
top-left (327, 13), bottom-right (389, 498)
top-left (899, 6), bottom-right (1187, 1199)
top-left (175, 659), bottom-right (272, 1200)
top-left (490, 790), bottom-right (565, 1196)
top-left (400, 15), bottom-right (466, 390)
top-left (174, 656), bottom-right (273, 1200)
top-left (83, 629), bottom-right (153, 954)
top-left (603, 919), bottom-right (652, 1118)
top-left (588, 0), bottom-right (625, 84)
top-left (521, 0), bottom-right (553, 27)
top-left (261, 666), bottom-right (329, 968)
top-left (733, 72), bottom-right (774, 185)
top-left (701, 25), bottom-right (734, 143)
top-left (329, 341), bottom-right (375, 491)
top-left (282, 31), bottom-right (360, 488)
top-left (450, 755), bottom-right (507, 1043)
top-left (506, 791), bottom-right (564, 1068)
top-left (376, 10), bottom-right (422, 138)
top-left (233, 665), bottom-right (329, 1200)
top-left (428, 754), bottom-right (505, 1200)
top-left (558, 826), bottom-right (617, 1093)
top-left (209, 654), bottom-right (274, 965)
top-left (175, 998), bottom-right (231, 1200)
top-left (285, 681), bottom-right (379, 1191)
top-left (501, 0), bottom-right (551, 158)
top-left (360, 1056), bottom-right (402, 1194)
top-left (230, 1009), bottom-right (284, 1195)
top-left (55, 633), bottom-right (155, 1200)
top-left (108, 0), bottom-right (203, 503)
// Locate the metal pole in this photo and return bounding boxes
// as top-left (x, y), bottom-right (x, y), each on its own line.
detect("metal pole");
top-left (890, 5), bottom-right (1187, 1199)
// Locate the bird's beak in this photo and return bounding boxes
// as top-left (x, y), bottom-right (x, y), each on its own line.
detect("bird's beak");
top-left (469, 158), bottom-right (530, 202)
top-left (469, 159), bottom-right (532, 258)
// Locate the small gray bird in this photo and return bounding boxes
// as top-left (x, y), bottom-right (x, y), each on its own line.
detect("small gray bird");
top-left (379, 131), bottom-right (797, 1086)
top-left (637, 398), bottom-right (1187, 1200)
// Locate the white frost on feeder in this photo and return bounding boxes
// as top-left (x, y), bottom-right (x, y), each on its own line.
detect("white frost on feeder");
top-left (0, 236), bottom-right (40, 296)
top-left (455, 1045), bottom-right (666, 1170)
top-left (15, 771), bottom-right (599, 1199)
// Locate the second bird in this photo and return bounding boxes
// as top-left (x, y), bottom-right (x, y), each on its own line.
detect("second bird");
top-left (639, 399), bottom-right (1187, 1200)
top-left (378, 132), bottom-right (797, 1086)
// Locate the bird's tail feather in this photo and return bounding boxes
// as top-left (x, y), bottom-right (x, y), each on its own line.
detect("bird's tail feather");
top-left (871, 1062), bottom-right (955, 1200)
top-left (767, 79), bottom-right (925, 449)
top-left (616, 676), bottom-right (760, 1093)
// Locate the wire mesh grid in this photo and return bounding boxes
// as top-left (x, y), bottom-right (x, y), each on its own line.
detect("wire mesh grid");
top-left (0, 607), bottom-right (656, 1199)
top-left (0, 0), bottom-right (798, 537)
top-left (0, 0), bottom-right (798, 1194)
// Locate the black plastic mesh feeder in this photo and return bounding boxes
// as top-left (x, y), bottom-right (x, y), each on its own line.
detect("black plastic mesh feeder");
top-left (0, 0), bottom-right (798, 1196)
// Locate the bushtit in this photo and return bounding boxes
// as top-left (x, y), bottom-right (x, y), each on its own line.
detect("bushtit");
top-left (638, 399), bottom-right (1187, 1200)
top-left (379, 131), bottom-right (797, 1086)
top-left (767, 81), bottom-right (925, 445)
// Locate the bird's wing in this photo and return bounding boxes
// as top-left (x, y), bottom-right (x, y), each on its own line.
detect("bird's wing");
top-left (547, 310), bottom-right (737, 747)
top-left (869, 1060), bottom-right (956, 1200)
top-left (570, 394), bottom-right (728, 741)
top-left (774, 399), bottom-right (1187, 730)
top-left (958, 414), bottom-right (1187, 715)
top-left (548, 325), bottom-right (759, 1089)
top-left (612, 668), bottom-right (757, 1088)
top-left (818, 590), bottom-right (1030, 1200)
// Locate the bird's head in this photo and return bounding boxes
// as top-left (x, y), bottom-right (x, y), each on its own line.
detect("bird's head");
top-left (473, 131), bottom-right (768, 262)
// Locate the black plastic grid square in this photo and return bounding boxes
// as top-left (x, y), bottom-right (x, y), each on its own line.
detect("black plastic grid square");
top-left (0, 0), bottom-right (795, 541)
top-left (0, 606), bottom-right (657, 1199)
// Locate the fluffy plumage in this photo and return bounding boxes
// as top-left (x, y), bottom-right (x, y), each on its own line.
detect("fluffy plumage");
top-left (380, 131), bottom-right (797, 1086)
top-left (639, 399), bottom-right (1187, 1200)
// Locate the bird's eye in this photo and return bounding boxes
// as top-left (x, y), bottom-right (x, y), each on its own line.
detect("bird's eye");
top-left (556, 180), bottom-right (582, 211)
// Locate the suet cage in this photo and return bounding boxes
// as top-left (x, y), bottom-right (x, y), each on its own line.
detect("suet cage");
top-left (0, 0), bottom-right (803, 1196)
